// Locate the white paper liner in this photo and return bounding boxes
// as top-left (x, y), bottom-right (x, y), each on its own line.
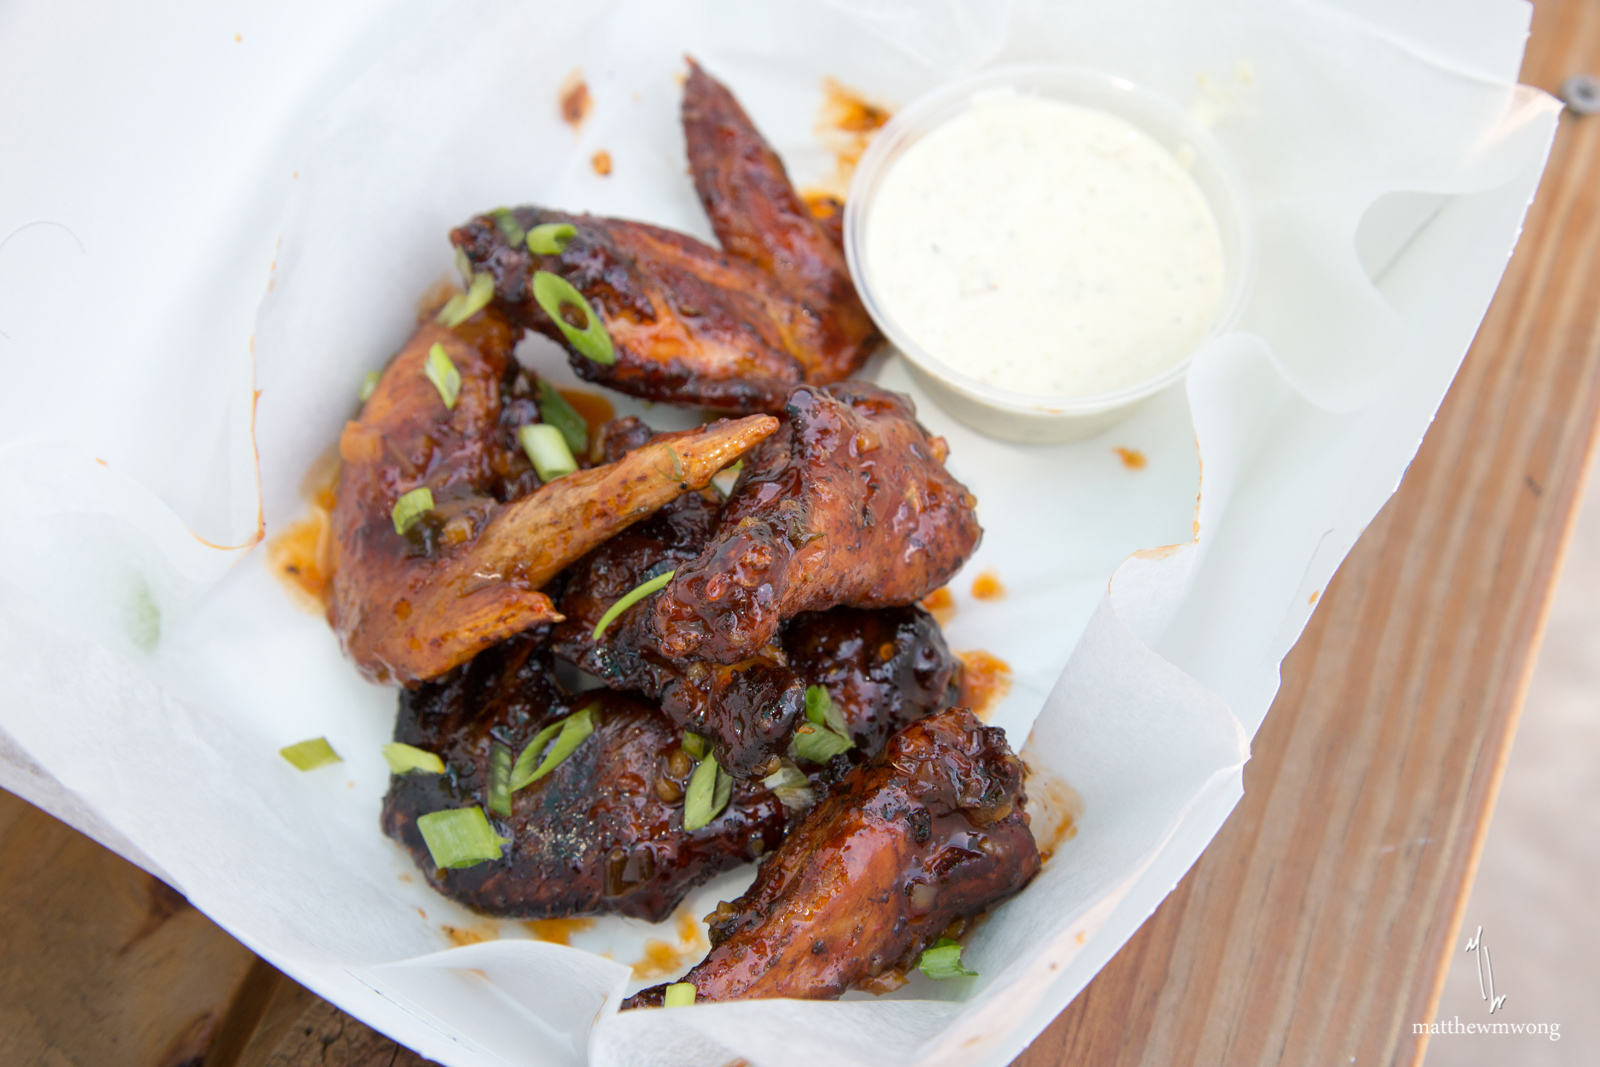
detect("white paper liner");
top-left (0, 2), bottom-right (1561, 1066)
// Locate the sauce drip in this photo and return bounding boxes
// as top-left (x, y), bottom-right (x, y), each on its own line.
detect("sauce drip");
top-left (956, 650), bottom-right (1012, 720)
top-left (920, 586), bottom-right (957, 625)
top-left (969, 570), bottom-right (1005, 601)
top-left (525, 918), bottom-right (595, 946)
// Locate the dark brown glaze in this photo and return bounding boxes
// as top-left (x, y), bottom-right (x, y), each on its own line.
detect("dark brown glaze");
top-left (549, 492), bottom-right (805, 778)
top-left (650, 382), bottom-right (983, 664)
top-left (381, 638), bottom-right (787, 921)
top-left (625, 708), bottom-right (1040, 1005)
top-left (785, 604), bottom-right (957, 777)
top-left (682, 59), bottom-right (879, 384)
top-left (328, 308), bottom-right (776, 684)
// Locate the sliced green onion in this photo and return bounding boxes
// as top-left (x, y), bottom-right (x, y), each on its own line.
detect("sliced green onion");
top-left (663, 983), bottom-right (697, 1008)
top-left (490, 207), bottom-right (526, 247)
top-left (518, 423), bottom-right (578, 483)
top-left (681, 731), bottom-right (710, 761)
top-left (392, 487), bottom-right (435, 536)
top-left (790, 723), bottom-right (853, 764)
top-left (488, 741), bottom-right (513, 817)
top-left (761, 758), bottom-right (815, 813)
top-left (416, 807), bottom-right (510, 870)
top-left (437, 272), bottom-right (496, 329)
top-left (359, 369), bottom-right (381, 402)
top-left (526, 223), bottom-right (577, 255)
top-left (280, 737), bottom-right (341, 771)
top-left (918, 938), bottom-right (977, 980)
top-left (710, 459), bottom-right (743, 499)
top-left (805, 685), bottom-right (850, 737)
top-left (683, 754), bottom-right (731, 832)
top-left (537, 379), bottom-right (589, 453)
top-left (510, 705), bottom-right (597, 791)
top-left (382, 742), bottom-right (445, 775)
top-left (591, 570), bottom-right (675, 640)
top-left (532, 270), bottom-right (615, 365)
top-left (424, 342), bottom-right (462, 410)
top-left (454, 246), bottom-right (474, 288)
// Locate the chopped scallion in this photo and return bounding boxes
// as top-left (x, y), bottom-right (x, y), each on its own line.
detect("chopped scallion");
top-left (805, 685), bottom-right (850, 737)
top-left (359, 369), bottom-right (381, 402)
top-left (663, 982), bottom-right (697, 1007)
top-left (382, 742), bottom-right (445, 775)
top-left (536, 379), bottom-right (589, 453)
top-left (518, 423), bottom-right (578, 483)
top-left (791, 686), bottom-right (853, 764)
top-left (591, 570), bottom-right (675, 640)
top-left (490, 207), bottom-right (526, 247)
top-left (488, 741), bottom-right (513, 817)
top-left (761, 758), bottom-right (815, 813)
top-left (683, 754), bottom-right (731, 831)
top-left (424, 342), bottom-right (462, 410)
top-left (280, 737), bottom-right (341, 771)
top-left (681, 731), bottom-right (710, 761)
top-left (417, 807), bottom-right (510, 870)
top-left (454, 246), bottom-right (474, 288)
top-left (918, 938), bottom-right (977, 980)
top-left (532, 270), bottom-right (615, 365)
top-left (510, 705), bottom-right (597, 791)
top-left (526, 222), bottom-right (577, 255)
top-left (710, 459), bottom-right (743, 499)
top-left (437, 272), bottom-right (496, 328)
top-left (392, 487), bottom-right (435, 536)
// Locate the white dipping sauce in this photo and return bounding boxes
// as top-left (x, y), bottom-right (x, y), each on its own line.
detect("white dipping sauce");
top-left (864, 91), bottom-right (1225, 399)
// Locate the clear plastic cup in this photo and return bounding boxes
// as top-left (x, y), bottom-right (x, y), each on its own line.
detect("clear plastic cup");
top-left (845, 64), bottom-right (1257, 444)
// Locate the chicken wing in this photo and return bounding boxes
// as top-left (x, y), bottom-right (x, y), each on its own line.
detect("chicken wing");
top-left (650, 382), bottom-right (982, 664)
top-left (327, 312), bottom-right (776, 684)
top-left (450, 64), bottom-right (878, 412)
top-left (381, 636), bottom-right (788, 921)
top-left (625, 707), bottom-right (1039, 1004)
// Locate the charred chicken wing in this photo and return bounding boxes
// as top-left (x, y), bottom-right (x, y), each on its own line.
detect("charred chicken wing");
top-left (650, 382), bottom-right (982, 664)
top-left (625, 707), bottom-right (1039, 1004)
top-left (381, 636), bottom-right (788, 921)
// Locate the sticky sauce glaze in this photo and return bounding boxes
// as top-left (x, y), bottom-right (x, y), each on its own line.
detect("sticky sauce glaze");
top-left (865, 91), bottom-right (1224, 398)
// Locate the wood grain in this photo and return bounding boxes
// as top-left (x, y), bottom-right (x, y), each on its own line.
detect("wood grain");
top-left (1012, 1), bottom-right (1600, 1065)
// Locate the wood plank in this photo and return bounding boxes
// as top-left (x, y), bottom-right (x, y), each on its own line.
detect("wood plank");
top-left (1011, 1), bottom-right (1600, 1064)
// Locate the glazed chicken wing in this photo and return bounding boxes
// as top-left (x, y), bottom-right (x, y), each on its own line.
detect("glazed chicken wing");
top-left (450, 63), bottom-right (878, 412)
top-left (650, 382), bottom-right (982, 664)
top-left (381, 636), bottom-right (788, 921)
top-left (327, 311), bottom-right (776, 684)
top-left (625, 708), bottom-right (1039, 1004)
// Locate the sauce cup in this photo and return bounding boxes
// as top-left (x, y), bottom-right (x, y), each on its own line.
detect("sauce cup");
top-left (845, 64), bottom-right (1256, 444)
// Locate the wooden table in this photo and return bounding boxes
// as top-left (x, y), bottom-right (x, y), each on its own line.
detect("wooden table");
top-left (5, 2), bottom-right (1599, 1064)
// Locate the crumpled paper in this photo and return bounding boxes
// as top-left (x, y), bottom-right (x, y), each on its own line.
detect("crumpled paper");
top-left (0, 1), bottom-right (1559, 1066)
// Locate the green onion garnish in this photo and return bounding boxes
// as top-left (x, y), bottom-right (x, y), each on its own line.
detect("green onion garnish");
top-left (510, 705), bottom-right (597, 791)
top-left (710, 459), bottom-right (743, 499)
top-left (454, 247), bottom-right (474, 288)
top-left (359, 369), bottom-right (380, 402)
top-left (280, 737), bottom-right (341, 771)
top-left (683, 754), bottom-right (731, 832)
top-left (424, 342), bottom-right (461, 410)
top-left (382, 742), bottom-right (445, 775)
top-left (761, 758), bottom-right (815, 813)
top-left (488, 741), bottom-right (513, 817)
top-left (591, 570), bottom-right (675, 640)
top-left (490, 207), bottom-right (526, 247)
top-left (663, 983), bottom-right (697, 1008)
top-left (526, 223), bottom-right (577, 255)
top-left (391, 487), bottom-right (434, 536)
top-left (416, 807), bottom-right (510, 870)
top-left (681, 731), bottom-right (710, 761)
top-left (518, 424), bottom-right (578, 483)
top-left (791, 686), bottom-right (854, 764)
top-left (918, 939), bottom-right (977, 980)
top-left (437, 272), bottom-right (496, 328)
top-left (532, 270), bottom-right (615, 365)
top-left (537, 379), bottom-right (589, 453)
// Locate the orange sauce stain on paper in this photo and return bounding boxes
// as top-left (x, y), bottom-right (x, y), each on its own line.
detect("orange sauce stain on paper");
top-left (1023, 762), bottom-right (1083, 864)
top-left (956, 651), bottom-right (1012, 720)
top-left (526, 918), bottom-right (595, 946)
top-left (676, 909), bottom-right (710, 955)
top-left (806, 78), bottom-right (894, 200)
top-left (591, 149), bottom-right (613, 176)
top-left (631, 939), bottom-right (686, 980)
top-left (268, 510), bottom-right (334, 611)
top-left (1114, 446), bottom-right (1147, 470)
top-left (559, 70), bottom-right (592, 128)
top-left (970, 570), bottom-right (1005, 600)
top-left (1309, 589), bottom-right (1320, 605)
top-left (921, 587), bottom-right (957, 626)
top-left (442, 923), bottom-right (497, 947)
